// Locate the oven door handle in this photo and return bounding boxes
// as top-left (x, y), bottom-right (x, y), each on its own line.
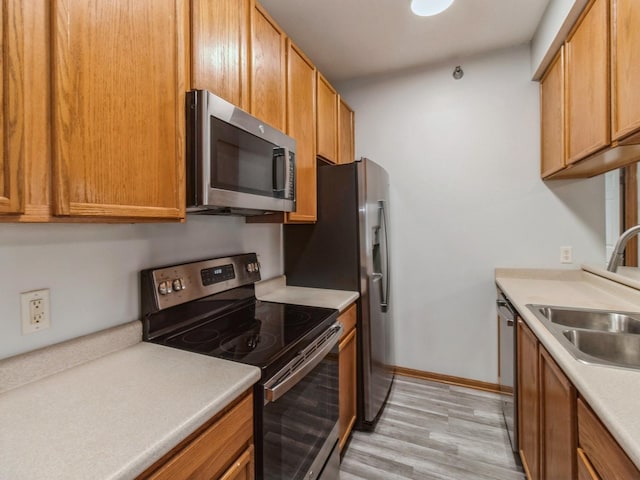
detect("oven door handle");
top-left (264, 322), bottom-right (343, 404)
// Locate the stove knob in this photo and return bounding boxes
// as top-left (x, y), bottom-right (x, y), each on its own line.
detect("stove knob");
top-left (254, 262), bottom-right (260, 272)
top-left (246, 263), bottom-right (254, 273)
top-left (172, 278), bottom-right (185, 291)
top-left (158, 281), bottom-right (173, 295)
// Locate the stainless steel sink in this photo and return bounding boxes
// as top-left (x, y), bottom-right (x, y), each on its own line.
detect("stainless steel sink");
top-left (563, 329), bottom-right (640, 369)
top-left (527, 304), bottom-right (640, 370)
top-left (533, 305), bottom-right (640, 334)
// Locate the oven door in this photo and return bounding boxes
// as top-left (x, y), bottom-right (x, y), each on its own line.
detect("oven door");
top-left (257, 322), bottom-right (342, 480)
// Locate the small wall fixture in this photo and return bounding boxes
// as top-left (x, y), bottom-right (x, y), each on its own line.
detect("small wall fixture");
top-left (453, 66), bottom-right (464, 80)
top-left (410, 0), bottom-right (455, 17)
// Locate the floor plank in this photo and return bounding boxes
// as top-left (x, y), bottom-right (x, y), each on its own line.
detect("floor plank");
top-left (340, 375), bottom-right (525, 480)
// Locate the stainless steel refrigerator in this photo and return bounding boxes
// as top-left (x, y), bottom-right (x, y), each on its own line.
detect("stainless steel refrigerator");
top-left (284, 157), bottom-right (394, 428)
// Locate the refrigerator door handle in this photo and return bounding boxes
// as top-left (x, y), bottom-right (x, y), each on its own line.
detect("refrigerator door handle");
top-left (379, 200), bottom-right (390, 312)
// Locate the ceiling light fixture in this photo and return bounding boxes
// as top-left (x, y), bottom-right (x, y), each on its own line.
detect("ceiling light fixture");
top-left (410, 0), bottom-right (455, 17)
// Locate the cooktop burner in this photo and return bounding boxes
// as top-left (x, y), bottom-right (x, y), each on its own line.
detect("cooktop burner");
top-left (141, 254), bottom-right (340, 380)
top-left (154, 299), bottom-right (338, 377)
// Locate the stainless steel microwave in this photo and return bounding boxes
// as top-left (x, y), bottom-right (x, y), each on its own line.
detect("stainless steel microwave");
top-left (186, 90), bottom-right (296, 215)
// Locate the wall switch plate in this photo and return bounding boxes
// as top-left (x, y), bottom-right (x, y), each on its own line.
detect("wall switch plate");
top-left (21, 289), bottom-right (51, 334)
top-left (560, 246), bottom-right (573, 264)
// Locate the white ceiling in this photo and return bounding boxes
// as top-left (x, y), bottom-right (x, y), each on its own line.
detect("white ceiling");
top-left (259, 0), bottom-right (552, 83)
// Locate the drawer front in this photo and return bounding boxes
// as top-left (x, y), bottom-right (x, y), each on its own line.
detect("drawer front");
top-left (577, 397), bottom-right (638, 480)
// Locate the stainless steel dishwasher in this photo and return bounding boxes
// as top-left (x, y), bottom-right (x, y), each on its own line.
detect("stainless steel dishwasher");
top-left (497, 287), bottom-right (519, 455)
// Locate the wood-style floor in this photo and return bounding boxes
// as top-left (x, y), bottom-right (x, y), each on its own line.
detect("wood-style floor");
top-left (340, 375), bottom-right (525, 480)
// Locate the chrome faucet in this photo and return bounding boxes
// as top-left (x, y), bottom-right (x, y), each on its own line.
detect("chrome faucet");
top-left (607, 225), bottom-right (640, 272)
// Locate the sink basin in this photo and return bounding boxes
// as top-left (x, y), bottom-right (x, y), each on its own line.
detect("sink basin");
top-left (563, 329), bottom-right (640, 369)
top-left (532, 305), bottom-right (640, 334)
top-left (526, 304), bottom-right (640, 370)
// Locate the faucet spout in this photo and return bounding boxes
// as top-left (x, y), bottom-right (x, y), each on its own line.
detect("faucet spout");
top-left (607, 224), bottom-right (640, 272)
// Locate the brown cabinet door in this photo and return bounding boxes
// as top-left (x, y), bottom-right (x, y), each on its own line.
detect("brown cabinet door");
top-left (517, 318), bottom-right (539, 480)
top-left (338, 96), bottom-right (355, 165)
top-left (51, 0), bottom-right (186, 220)
top-left (286, 41), bottom-right (317, 223)
top-left (540, 48), bottom-right (565, 178)
top-left (219, 445), bottom-right (255, 480)
top-left (316, 72), bottom-right (338, 163)
top-left (539, 347), bottom-right (577, 479)
top-left (191, 0), bottom-right (250, 111)
top-left (577, 448), bottom-right (600, 480)
top-left (565, 0), bottom-right (610, 164)
top-left (578, 397), bottom-right (640, 480)
top-left (250, 1), bottom-right (286, 131)
top-left (0, 0), bottom-right (25, 214)
top-left (612, 0), bottom-right (640, 141)
top-left (338, 304), bottom-right (357, 450)
top-left (143, 393), bottom-right (254, 480)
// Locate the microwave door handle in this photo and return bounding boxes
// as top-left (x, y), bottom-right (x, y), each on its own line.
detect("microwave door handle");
top-left (272, 147), bottom-right (285, 193)
top-left (283, 148), bottom-right (294, 199)
top-left (201, 96), bottom-right (212, 204)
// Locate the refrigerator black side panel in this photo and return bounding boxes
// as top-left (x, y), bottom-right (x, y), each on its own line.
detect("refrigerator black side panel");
top-left (284, 163), bottom-right (359, 291)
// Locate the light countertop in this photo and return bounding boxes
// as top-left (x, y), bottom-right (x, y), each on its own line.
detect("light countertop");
top-left (0, 342), bottom-right (260, 480)
top-left (0, 276), bottom-right (357, 480)
top-left (256, 275), bottom-right (359, 312)
top-left (495, 267), bottom-right (640, 469)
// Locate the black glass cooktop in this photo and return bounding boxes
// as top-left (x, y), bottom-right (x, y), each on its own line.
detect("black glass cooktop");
top-left (151, 299), bottom-right (338, 378)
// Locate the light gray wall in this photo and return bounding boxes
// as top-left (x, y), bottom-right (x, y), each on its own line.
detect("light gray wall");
top-left (339, 45), bottom-right (605, 383)
top-left (0, 217), bottom-right (282, 359)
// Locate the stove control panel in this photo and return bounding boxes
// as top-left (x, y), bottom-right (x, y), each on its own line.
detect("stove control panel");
top-left (141, 253), bottom-right (261, 314)
top-left (201, 264), bottom-right (235, 286)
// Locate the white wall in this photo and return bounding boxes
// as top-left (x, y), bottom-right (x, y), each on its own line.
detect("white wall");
top-left (0, 217), bottom-right (282, 359)
top-left (339, 45), bottom-right (605, 383)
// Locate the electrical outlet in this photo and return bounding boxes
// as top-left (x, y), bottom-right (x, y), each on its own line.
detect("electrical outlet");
top-left (560, 246), bottom-right (573, 264)
top-left (21, 289), bottom-right (51, 334)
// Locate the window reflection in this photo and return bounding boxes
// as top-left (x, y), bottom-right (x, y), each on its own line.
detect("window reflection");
top-left (604, 166), bottom-right (639, 267)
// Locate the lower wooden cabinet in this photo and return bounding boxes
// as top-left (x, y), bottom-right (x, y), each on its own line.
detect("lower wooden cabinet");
top-left (338, 302), bottom-right (357, 451)
top-left (518, 318), bottom-right (576, 479)
top-left (577, 448), bottom-right (600, 480)
top-left (539, 347), bottom-right (576, 479)
top-left (219, 445), bottom-right (255, 480)
top-left (577, 397), bottom-right (640, 479)
top-left (139, 391), bottom-right (254, 480)
top-left (517, 318), bottom-right (540, 479)
top-left (517, 317), bottom-right (640, 480)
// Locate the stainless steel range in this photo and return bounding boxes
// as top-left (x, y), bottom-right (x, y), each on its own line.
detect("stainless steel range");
top-left (141, 253), bottom-right (341, 480)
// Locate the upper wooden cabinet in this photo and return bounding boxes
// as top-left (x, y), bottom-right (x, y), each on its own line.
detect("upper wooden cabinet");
top-left (612, 0), bottom-right (640, 143)
top-left (338, 97), bottom-right (355, 164)
top-left (1, 0), bottom-right (25, 215)
top-left (540, 48), bottom-right (565, 177)
top-left (316, 73), bottom-right (338, 164)
top-left (51, 0), bottom-right (186, 220)
top-left (191, 0), bottom-right (250, 111)
top-left (250, 1), bottom-right (286, 132)
top-left (565, 0), bottom-right (610, 165)
top-left (286, 41), bottom-right (317, 223)
top-left (541, 0), bottom-right (640, 179)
